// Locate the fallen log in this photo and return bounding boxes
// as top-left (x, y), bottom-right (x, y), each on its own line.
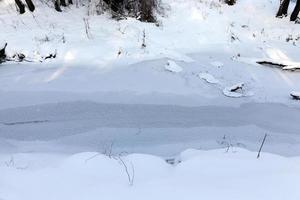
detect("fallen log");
top-left (257, 60), bottom-right (300, 71)
top-left (256, 61), bottom-right (287, 68)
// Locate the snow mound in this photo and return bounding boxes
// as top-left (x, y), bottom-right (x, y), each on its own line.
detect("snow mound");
top-left (198, 72), bottom-right (219, 84)
top-left (165, 60), bottom-right (183, 73)
top-left (223, 82), bottom-right (253, 98)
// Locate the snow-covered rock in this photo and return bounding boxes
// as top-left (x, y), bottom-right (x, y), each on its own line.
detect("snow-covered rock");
top-left (223, 83), bottom-right (250, 98)
top-left (291, 91), bottom-right (300, 100)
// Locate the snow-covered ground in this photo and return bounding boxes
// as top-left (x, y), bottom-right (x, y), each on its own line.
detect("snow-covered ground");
top-left (1, 0), bottom-right (300, 66)
top-left (1, 0), bottom-right (300, 198)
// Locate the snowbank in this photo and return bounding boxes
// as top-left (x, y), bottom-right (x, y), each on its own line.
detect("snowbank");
top-left (0, 148), bottom-right (299, 200)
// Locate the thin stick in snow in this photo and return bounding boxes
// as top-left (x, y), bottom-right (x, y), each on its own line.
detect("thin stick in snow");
top-left (118, 156), bottom-right (135, 186)
top-left (257, 134), bottom-right (267, 159)
top-left (83, 18), bottom-right (92, 39)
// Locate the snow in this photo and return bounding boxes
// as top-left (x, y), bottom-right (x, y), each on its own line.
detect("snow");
top-left (0, 148), bottom-right (299, 200)
top-left (198, 72), bottom-right (219, 84)
top-left (164, 60), bottom-right (183, 73)
top-left (210, 61), bottom-right (224, 68)
top-left (1, 0), bottom-right (300, 197)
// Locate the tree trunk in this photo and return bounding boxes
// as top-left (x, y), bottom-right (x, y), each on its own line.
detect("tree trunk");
top-left (277, 0), bottom-right (290, 17)
top-left (60, 0), bottom-right (67, 7)
top-left (111, 0), bottom-right (124, 13)
top-left (139, 0), bottom-right (156, 22)
top-left (15, 0), bottom-right (26, 14)
top-left (291, 0), bottom-right (300, 21)
top-left (54, 0), bottom-right (62, 12)
top-left (24, 0), bottom-right (35, 12)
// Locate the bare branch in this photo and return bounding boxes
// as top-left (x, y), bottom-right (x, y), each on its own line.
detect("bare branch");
top-left (118, 156), bottom-right (135, 186)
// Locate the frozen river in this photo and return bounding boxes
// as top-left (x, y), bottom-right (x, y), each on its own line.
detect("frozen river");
top-left (1, 101), bottom-right (300, 156)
